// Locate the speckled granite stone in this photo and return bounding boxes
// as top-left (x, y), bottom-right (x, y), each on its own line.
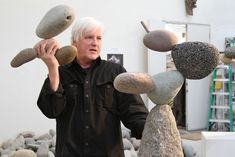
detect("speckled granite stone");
top-left (172, 42), bottom-right (219, 79)
top-left (138, 105), bottom-right (183, 157)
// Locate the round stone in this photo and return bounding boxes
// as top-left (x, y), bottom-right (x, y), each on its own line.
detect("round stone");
top-left (224, 46), bottom-right (235, 58)
top-left (172, 42), bottom-right (219, 79)
top-left (55, 45), bottom-right (77, 65)
top-left (143, 30), bottom-right (178, 52)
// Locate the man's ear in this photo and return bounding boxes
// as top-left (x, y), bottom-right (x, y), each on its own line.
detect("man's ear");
top-left (72, 39), bottom-right (79, 45)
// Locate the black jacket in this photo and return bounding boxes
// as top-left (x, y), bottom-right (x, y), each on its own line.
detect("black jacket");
top-left (37, 57), bottom-right (149, 157)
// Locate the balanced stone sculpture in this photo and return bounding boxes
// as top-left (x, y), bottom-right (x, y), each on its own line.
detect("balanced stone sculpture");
top-left (114, 22), bottom-right (220, 157)
top-left (10, 5), bottom-right (77, 68)
top-left (114, 71), bottom-right (185, 157)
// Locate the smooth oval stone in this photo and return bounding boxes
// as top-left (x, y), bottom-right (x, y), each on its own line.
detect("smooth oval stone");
top-left (224, 46), bottom-right (235, 58)
top-left (9, 149), bottom-right (37, 157)
top-left (143, 30), bottom-right (178, 52)
top-left (10, 48), bottom-right (37, 67)
top-left (36, 5), bottom-right (76, 39)
top-left (55, 45), bottom-right (77, 65)
top-left (114, 72), bottom-right (155, 94)
top-left (220, 54), bottom-right (233, 64)
top-left (172, 42), bottom-right (219, 79)
top-left (10, 45), bottom-right (77, 68)
top-left (147, 70), bottom-right (184, 105)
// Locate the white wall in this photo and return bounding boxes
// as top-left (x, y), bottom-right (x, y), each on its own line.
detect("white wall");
top-left (0, 0), bottom-right (235, 140)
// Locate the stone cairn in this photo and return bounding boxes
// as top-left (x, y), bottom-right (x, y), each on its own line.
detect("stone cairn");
top-left (0, 127), bottom-right (140, 157)
top-left (114, 22), bottom-right (220, 157)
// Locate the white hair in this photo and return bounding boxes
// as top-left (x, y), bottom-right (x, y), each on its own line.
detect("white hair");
top-left (71, 17), bottom-right (104, 43)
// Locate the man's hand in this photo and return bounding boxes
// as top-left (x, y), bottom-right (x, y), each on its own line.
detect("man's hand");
top-left (34, 38), bottom-right (60, 68)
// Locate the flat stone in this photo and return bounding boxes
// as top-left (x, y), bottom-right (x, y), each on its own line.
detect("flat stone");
top-left (172, 42), bottom-right (219, 79)
top-left (143, 29), bottom-right (178, 52)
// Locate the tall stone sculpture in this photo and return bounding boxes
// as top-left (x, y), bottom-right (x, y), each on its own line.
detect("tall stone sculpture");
top-left (114, 22), bottom-right (220, 157)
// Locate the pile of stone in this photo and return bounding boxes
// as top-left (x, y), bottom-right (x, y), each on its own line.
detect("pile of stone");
top-left (121, 127), bottom-right (140, 157)
top-left (0, 127), bottom-right (140, 157)
top-left (0, 129), bottom-right (56, 157)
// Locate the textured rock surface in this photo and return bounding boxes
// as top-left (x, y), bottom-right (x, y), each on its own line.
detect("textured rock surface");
top-left (143, 30), bottom-right (178, 52)
top-left (138, 105), bottom-right (183, 157)
top-left (172, 42), bottom-right (219, 79)
top-left (114, 72), bottom-right (155, 94)
top-left (36, 5), bottom-right (75, 39)
top-left (147, 70), bottom-right (184, 105)
top-left (224, 46), bottom-right (235, 58)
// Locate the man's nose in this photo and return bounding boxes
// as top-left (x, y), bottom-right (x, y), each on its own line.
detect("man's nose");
top-left (91, 38), bottom-right (99, 45)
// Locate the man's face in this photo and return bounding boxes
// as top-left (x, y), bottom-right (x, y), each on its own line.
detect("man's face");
top-left (74, 28), bottom-right (102, 64)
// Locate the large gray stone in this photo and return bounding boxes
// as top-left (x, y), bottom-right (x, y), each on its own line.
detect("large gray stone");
top-left (147, 70), bottom-right (184, 105)
top-left (36, 5), bottom-right (75, 39)
top-left (36, 143), bottom-right (49, 157)
top-left (172, 42), bottom-right (219, 79)
top-left (224, 46), bottom-right (235, 58)
top-left (138, 105), bottom-right (183, 157)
